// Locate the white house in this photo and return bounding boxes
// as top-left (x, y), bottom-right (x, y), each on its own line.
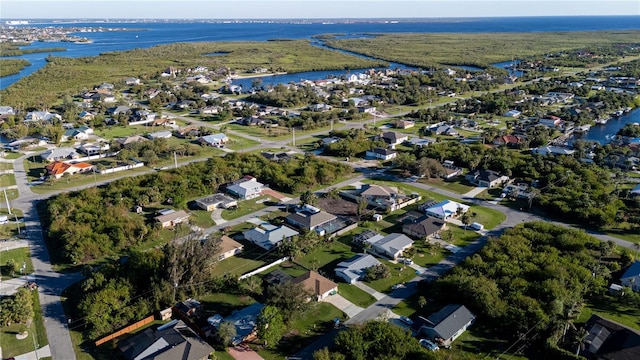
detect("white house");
top-left (243, 223), bottom-right (299, 250)
top-left (199, 133), bottom-right (229, 147)
top-left (365, 233), bottom-right (414, 260)
top-left (425, 200), bottom-right (469, 220)
top-left (381, 131), bottom-right (409, 149)
top-left (40, 147), bottom-right (80, 162)
top-left (335, 254), bottom-right (382, 284)
top-left (366, 147), bottom-right (397, 161)
top-left (621, 261), bottom-right (640, 292)
top-left (226, 176), bottom-right (264, 200)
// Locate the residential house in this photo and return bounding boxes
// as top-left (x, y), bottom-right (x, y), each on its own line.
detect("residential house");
top-left (107, 105), bottom-right (131, 116)
top-left (394, 120), bottom-right (415, 129)
top-left (155, 210), bottom-right (190, 229)
top-left (0, 106), bottom-right (15, 115)
top-left (243, 223), bottom-right (299, 250)
top-left (358, 105), bottom-right (376, 114)
top-left (581, 314), bottom-right (640, 360)
top-left (621, 261), bottom-right (640, 292)
top-left (78, 111), bottom-right (95, 121)
top-left (381, 131), bottom-right (409, 149)
top-left (493, 134), bottom-right (525, 147)
top-left (45, 161), bottom-right (94, 179)
top-left (366, 147), bottom-right (397, 161)
top-left (62, 126), bottom-right (93, 141)
top-left (24, 111), bottom-right (61, 123)
top-left (291, 270), bottom-right (338, 301)
top-left (539, 116), bottom-right (563, 128)
top-left (414, 304), bottom-right (476, 346)
top-left (335, 254), bottom-right (382, 284)
top-left (218, 235), bottom-right (244, 260)
top-left (226, 176), bottom-right (264, 200)
top-left (238, 116), bottom-right (266, 126)
top-left (442, 160), bottom-right (463, 179)
top-left (430, 125), bottom-right (459, 136)
top-left (425, 200), bottom-right (469, 220)
top-left (40, 147), bottom-right (80, 162)
top-left (406, 138), bottom-right (435, 148)
top-left (285, 205), bottom-right (337, 233)
top-left (117, 319), bottom-right (213, 360)
top-left (504, 109), bottom-right (522, 117)
top-left (365, 233), bottom-right (414, 260)
top-left (175, 298), bottom-right (202, 318)
top-left (115, 135), bottom-right (148, 147)
top-left (216, 303), bottom-right (265, 346)
top-left (146, 131), bottom-right (173, 140)
top-left (403, 215), bottom-right (447, 240)
top-left (76, 142), bottom-right (109, 156)
top-left (195, 194), bottom-right (237, 211)
top-left (357, 184), bottom-right (417, 212)
top-left (465, 169), bottom-right (510, 188)
top-left (199, 133), bottom-right (229, 148)
top-left (308, 103), bottom-right (332, 112)
top-left (124, 77), bottom-right (141, 86)
top-left (532, 146), bottom-right (576, 156)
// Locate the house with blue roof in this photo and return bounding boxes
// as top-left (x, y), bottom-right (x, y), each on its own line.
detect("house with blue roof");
top-left (621, 261), bottom-right (640, 292)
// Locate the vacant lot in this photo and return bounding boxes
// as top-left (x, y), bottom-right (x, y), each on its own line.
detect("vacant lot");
top-left (317, 196), bottom-right (357, 219)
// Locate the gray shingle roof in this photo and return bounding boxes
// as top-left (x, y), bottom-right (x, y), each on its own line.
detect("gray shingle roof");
top-left (426, 304), bottom-right (475, 341)
top-left (335, 254), bottom-right (381, 282)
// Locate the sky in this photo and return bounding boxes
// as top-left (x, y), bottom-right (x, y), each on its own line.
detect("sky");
top-left (1, 0), bottom-right (639, 19)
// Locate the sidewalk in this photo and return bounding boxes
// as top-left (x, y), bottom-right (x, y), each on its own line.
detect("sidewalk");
top-left (14, 345), bottom-right (52, 360)
top-left (0, 239), bottom-right (30, 251)
top-left (0, 273), bottom-right (35, 296)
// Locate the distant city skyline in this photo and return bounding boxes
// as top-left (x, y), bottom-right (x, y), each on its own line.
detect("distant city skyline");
top-left (1, 0), bottom-right (639, 20)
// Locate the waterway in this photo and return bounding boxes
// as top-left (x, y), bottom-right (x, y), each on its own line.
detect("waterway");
top-left (571, 108), bottom-right (640, 144)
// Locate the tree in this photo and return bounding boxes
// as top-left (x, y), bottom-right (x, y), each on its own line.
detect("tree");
top-left (6, 258), bottom-right (19, 277)
top-left (356, 197), bottom-right (369, 221)
top-left (266, 281), bottom-right (313, 323)
top-left (239, 276), bottom-right (263, 297)
top-left (418, 296), bottom-right (427, 309)
top-left (300, 190), bottom-right (318, 206)
top-left (365, 264), bottom-right (390, 281)
top-left (257, 305), bottom-right (285, 348)
top-left (460, 211), bottom-right (472, 233)
top-left (217, 321), bottom-right (237, 346)
top-left (0, 288), bottom-right (34, 326)
top-left (319, 321), bottom-right (434, 360)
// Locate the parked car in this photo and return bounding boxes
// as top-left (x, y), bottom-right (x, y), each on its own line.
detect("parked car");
top-left (399, 258), bottom-right (413, 265)
top-left (399, 316), bottom-right (413, 325)
top-left (419, 339), bottom-right (440, 351)
top-left (391, 283), bottom-right (406, 290)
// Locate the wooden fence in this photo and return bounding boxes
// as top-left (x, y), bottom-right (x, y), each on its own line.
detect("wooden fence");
top-left (94, 315), bottom-right (154, 346)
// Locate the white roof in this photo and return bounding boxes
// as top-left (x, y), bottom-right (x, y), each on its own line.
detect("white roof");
top-left (243, 225), bottom-right (299, 249)
top-left (426, 200), bottom-right (469, 218)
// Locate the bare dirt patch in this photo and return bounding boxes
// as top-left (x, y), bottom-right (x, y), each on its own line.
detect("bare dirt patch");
top-left (317, 196), bottom-right (357, 220)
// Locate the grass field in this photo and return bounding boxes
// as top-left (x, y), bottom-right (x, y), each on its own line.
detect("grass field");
top-left (326, 31), bottom-right (640, 68)
top-left (418, 177), bottom-right (474, 194)
top-left (337, 283), bottom-right (376, 308)
top-left (221, 195), bottom-right (274, 220)
top-left (577, 294), bottom-right (640, 331)
top-left (363, 258), bottom-right (418, 293)
top-left (225, 135), bottom-right (261, 151)
top-left (0, 173), bottom-right (17, 187)
top-left (211, 239), bottom-right (282, 277)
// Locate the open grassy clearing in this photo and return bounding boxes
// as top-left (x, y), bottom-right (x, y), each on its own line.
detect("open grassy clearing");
top-left (326, 31), bottom-right (640, 68)
top-left (417, 177), bottom-right (475, 194)
top-left (0, 173), bottom-right (17, 187)
top-left (221, 195), bottom-right (275, 220)
top-left (577, 294), bottom-right (640, 331)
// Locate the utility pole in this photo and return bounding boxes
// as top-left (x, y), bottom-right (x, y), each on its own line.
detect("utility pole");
top-left (174, 151), bottom-right (178, 169)
top-left (292, 128), bottom-right (296, 147)
top-left (3, 188), bottom-right (11, 215)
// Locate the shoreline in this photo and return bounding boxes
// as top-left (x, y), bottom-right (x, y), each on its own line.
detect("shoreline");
top-left (230, 72), bottom-right (288, 79)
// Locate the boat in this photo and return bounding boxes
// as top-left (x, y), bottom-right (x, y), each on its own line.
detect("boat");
top-left (595, 117), bottom-right (610, 125)
top-left (613, 110), bottom-right (624, 117)
top-left (574, 124), bottom-right (592, 133)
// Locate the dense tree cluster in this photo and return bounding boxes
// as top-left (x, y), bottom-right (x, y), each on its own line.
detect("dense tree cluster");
top-left (0, 288), bottom-right (34, 326)
top-left (45, 153), bottom-right (351, 264)
top-left (247, 84), bottom-right (322, 107)
top-left (324, 129), bottom-right (387, 157)
top-left (430, 222), bottom-right (620, 354)
top-left (314, 321), bottom-right (435, 360)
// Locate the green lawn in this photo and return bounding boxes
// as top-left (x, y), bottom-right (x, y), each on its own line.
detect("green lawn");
top-left (297, 235), bottom-right (357, 277)
top-left (0, 173), bottom-right (17, 187)
top-left (410, 241), bottom-right (449, 268)
top-left (363, 258), bottom-right (418, 293)
top-left (418, 177), bottom-right (475, 194)
top-left (0, 290), bottom-right (48, 358)
top-left (225, 135), bottom-right (261, 151)
top-left (447, 226), bottom-right (482, 247)
top-left (0, 163), bottom-right (13, 171)
top-left (187, 209), bottom-right (216, 228)
top-left (211, 239), bottom-right (282, 277)
top-left (3, 152), bottom-right (23, 160)
top-left (95, 125), bottom-right (152, 139)
top-left (0, 247), bottom-right (34, 280)
top-left (199, 292), bottom-right (257, 317)
top-left (577, 294), bottom-right (640, 331)
top-left (221, 195), bottom-right (274, 220)
top-left (337, 283), bottom-right (376, 308)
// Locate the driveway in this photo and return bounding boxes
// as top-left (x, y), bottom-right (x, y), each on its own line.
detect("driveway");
top-left (462, 186), bottom-right (488, 198)
top-left (13, 345), bottom-right (51, 360)
top-left (228, 345), bottom-right (264, 360)
top-left (353, 282), bottom-right (386, 300)
top-left (321, 294), bottom-right (364, 318)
